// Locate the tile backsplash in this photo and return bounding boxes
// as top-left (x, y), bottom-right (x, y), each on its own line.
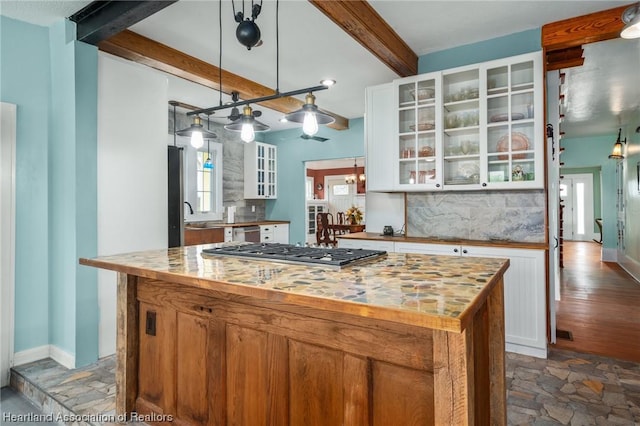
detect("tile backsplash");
top-left (407, 190), bottom-right (545, 242)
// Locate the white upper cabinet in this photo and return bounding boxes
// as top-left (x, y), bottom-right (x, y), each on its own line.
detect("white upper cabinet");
top-left (482, 53), bottom-right (544, 189)
top-left (365, 84), bottom-right (395, 192)
top-left (367, 51), bottom-right (543, 192)
top-left (244, 141), bottom-right (277, 199)
top-left (394, 73), bottom-right (443, 191)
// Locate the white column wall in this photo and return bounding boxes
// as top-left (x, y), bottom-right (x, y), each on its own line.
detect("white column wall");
top-left (97, 54), bottom-right (168, 357)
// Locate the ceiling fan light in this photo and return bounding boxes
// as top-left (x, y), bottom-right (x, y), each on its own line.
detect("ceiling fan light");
top-left (320, 79), bottom-right (336, 87)
top-left (621, 4), bottom-right (640, 39)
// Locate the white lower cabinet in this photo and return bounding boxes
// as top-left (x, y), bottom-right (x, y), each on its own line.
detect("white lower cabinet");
top-left (260, 224), bottom-right (289, 244)
top-left (338, 239), bottom-right (395, 252)
top-left (395, 242), bottom-right (548, 358)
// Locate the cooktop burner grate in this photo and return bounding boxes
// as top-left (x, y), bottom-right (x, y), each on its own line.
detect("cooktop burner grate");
top-left (202, 243), bottom-right (387, 268)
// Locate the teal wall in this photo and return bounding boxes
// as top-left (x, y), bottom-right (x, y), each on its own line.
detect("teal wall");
top-left (418, 29), bottom-right (541, 73)
top-left (560, 134), bottom-right (620, 249)
top-left (1, 16), bottom-right (51, 352)
top-left (48, 20), bottom-right (99, 365)
top-left (1, 16), bottom-right (98, 365)
top-left (263, 118), bottom-right (365, 244)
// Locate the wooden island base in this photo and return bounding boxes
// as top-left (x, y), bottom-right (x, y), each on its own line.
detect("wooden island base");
top-left (117, 274), bottom-right (506, 426)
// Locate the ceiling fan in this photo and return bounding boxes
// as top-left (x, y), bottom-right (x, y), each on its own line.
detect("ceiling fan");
top-left (300, 134), bottom-right (329, 142)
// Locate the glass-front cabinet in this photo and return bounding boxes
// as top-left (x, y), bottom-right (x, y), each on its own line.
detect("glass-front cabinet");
top-left (394, 73), bottom-right (442, 190)
top-left (442, 67), bottom-right (481, 188)
top-left (388, 51), bottom-right (543, 192)
top-left (484, 56), bottom-right (542, 188)
top-left (244, 141), bottom-right (277, 199)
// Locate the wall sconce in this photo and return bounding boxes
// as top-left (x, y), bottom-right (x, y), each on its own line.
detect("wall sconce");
top-left (608, 128), bottom-right (626, 160)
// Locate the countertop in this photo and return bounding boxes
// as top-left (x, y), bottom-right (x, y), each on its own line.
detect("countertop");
top-left (185, 220), bottom-right (289, 229)
top-left (339, 232), bottom-right (548, 250)
top-left (80, 243), bottom-right (509, 332)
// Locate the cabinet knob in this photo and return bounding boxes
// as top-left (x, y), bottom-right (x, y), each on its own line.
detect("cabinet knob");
top-left (462, 249), bottom-right (468, 254)
top-left (436, 184), bottom-right (441, 188)
top-left (453, 248), bottom-right (458, 253)
top-left (482, 183), bottom-right (487, 187)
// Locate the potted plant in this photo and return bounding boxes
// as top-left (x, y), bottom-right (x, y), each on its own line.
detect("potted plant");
top-left (345, 205), bottom-right (363, 225)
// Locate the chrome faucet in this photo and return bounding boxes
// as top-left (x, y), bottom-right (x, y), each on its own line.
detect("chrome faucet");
top-left (184, 201), bottom-right (194, 215)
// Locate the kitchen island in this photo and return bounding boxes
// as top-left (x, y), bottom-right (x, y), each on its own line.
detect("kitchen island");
top-left (80, 244), bottom-right (509, 425)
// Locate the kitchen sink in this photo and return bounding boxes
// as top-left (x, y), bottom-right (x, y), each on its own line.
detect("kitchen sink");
top-left (185, 222), bottom-right (219, 229)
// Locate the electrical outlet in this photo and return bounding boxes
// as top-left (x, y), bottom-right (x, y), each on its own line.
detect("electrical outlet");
top-left (251, 205), bottom-right (256, 212)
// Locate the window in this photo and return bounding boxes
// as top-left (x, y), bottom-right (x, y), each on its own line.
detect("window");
top-left (181, 140), bottom-right (223, 221)
top-left (332, 184), bottom-right (350, 195)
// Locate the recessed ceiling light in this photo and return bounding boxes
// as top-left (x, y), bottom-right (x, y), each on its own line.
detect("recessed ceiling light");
top-left (279, 117), bottom-right (288, 123)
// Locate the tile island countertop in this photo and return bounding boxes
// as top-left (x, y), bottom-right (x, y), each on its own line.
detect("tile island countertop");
top-left (80, 243), bottom-right (510, 424)
top-left (80, 243), bottom-right (509, 333)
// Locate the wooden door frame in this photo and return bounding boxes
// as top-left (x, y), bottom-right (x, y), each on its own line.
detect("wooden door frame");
top-left (541, 4), bottom-right (629, 347)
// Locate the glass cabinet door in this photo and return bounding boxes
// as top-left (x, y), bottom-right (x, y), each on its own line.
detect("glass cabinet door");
top-left (485, 59), bottom-right (536, 185)
top-left (442, 68), bottom-right (480, 187)
top-left (396, 75), bottom-right (440, 189)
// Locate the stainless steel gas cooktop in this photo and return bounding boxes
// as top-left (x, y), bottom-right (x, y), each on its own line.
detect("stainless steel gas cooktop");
top-left (202, 243), bottom-right (386, 268)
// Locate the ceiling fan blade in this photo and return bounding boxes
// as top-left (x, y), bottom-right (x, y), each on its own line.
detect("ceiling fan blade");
top-left (300, 134), bottom-right (329, 142)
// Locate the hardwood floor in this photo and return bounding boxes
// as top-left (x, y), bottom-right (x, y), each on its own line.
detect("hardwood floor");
top-left (552, 241), bottom-right (640, 362)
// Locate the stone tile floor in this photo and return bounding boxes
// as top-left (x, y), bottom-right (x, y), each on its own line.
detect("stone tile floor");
top-left (6, 348), bottom-right (640, 425)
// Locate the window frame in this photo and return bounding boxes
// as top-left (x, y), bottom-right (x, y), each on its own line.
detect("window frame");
top-left (176, 137), bottom-right (224, 222)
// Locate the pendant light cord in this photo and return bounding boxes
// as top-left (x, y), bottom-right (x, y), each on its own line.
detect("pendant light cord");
top-left (275, 0), bottom-right (280, 94)
top-left (219, 0), bottom-right (223, 106)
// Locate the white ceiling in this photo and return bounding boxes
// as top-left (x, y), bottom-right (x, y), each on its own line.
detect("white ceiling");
top-left (2, 0), bottom-right (638, 139)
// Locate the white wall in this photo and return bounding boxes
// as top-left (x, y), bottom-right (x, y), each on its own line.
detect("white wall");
top-left (1, 103), bottom-right (17, 385)
top-left (97, 54), bottom-right (168, 357)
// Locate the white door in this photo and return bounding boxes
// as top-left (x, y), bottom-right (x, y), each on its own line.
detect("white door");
top-left (325, 176), bottom-right (354, 217)
top-left (1, 103), bottom-right (17, 386)
top-left (560, 174), bottom-right (595, 241)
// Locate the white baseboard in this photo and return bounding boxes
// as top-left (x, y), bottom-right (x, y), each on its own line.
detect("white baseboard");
top-left (13, 344), bottom-right (75, 369)
top-left (49, 345), bottom-right (75, 369)
top-left (620, 254), bottom-right (640, 284)
top-left (506, 342), bottom-right (548, 359)
top-left (12, 345), bottom-right (50, 367)
top-left (601, 247), bottom-right (618, 262)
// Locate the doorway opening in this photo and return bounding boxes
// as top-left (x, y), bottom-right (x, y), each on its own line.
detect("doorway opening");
top-left (304, 158), bottom-right (365, 244)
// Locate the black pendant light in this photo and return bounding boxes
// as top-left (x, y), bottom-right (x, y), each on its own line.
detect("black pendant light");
top-left (224, 105), bottom-right (269, 142)
top-left (176, 115), bottom-right (217, 148)
top-left (284, 92), bottom-right (335, 136)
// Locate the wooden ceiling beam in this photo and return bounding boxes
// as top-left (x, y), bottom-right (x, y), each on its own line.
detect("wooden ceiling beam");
top-left (542, 5), bottom-right (627, 51)
top-left (99, 30), bottom-right (349, 130)
top-left (69, 1), bottom-right (177, 45)
top-left (546, 46), bottom-right (584, 71)
top-left (308, 0), bottom-right (417, 77)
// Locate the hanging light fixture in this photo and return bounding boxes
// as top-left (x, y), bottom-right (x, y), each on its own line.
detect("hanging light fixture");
top-left (621, 3), bottom-right (640, 39)
top-left (224, 105), bottom-right (269, 142)
top-left (284, 92), bottom-right (335, 136)
top-left (345, 158), bottom-right (358, 184)
top-left (176, 115), bottom-right (217, 148)
top-left (204, 139), bottom-right (213, 170)
top-left (608, 128), bottom-right (627, 159)
top-left (186, 0), bottom-right (336, 137)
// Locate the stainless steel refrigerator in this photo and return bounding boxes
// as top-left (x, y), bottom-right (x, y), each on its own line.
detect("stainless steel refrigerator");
top-left (168, 145), bottom-right (184, 247)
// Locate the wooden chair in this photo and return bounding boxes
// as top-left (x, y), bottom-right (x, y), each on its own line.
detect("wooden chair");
top-left (334, 212), bottom-right (348, 235)
top-left (316, 212), bottom-right (338, 246)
